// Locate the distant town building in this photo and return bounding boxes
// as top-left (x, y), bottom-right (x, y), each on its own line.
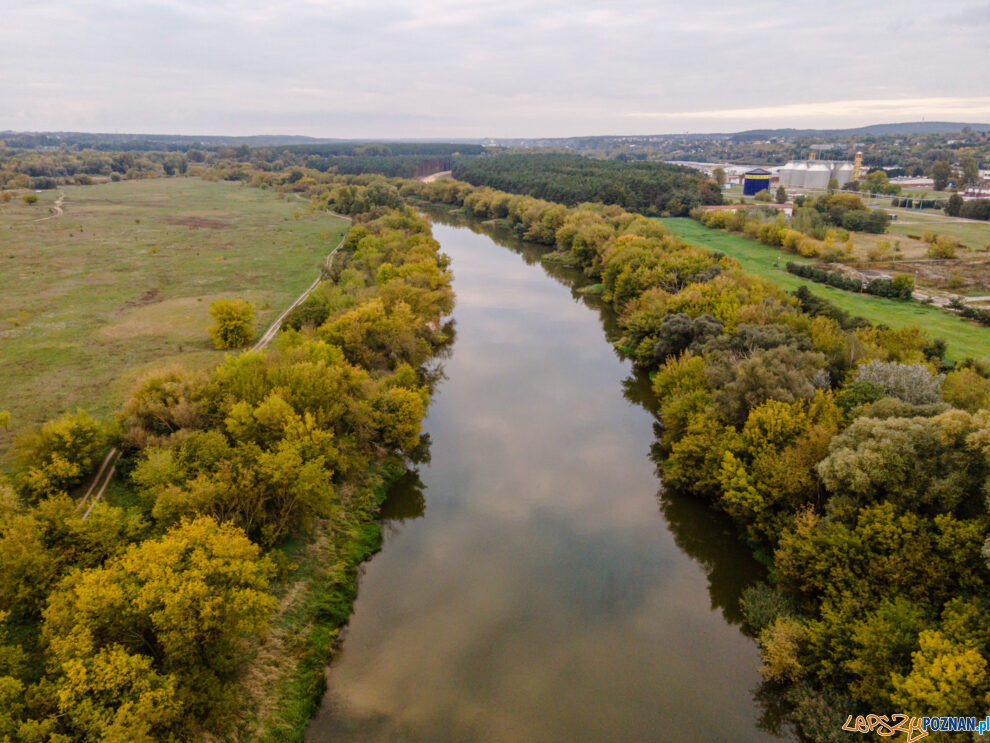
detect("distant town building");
top-left (743, 168), bottom-right (772, 195)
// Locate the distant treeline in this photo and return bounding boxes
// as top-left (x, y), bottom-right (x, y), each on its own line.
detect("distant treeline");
top-left (451, 153), bottom-right (723, 215)
top-left (278, 142), bottom-right (485, 157)
top-left (253, 143), bottom-right (485, 179)
top-left (280, 155), bottom-right (446, 179)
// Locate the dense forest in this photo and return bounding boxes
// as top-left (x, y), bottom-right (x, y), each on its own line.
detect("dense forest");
top-left (0, 181), bottom-right (454, 740)
top-left (451, 153), bottom-right (723, 216)
top-left (403, 177), bottom-right (990, 741)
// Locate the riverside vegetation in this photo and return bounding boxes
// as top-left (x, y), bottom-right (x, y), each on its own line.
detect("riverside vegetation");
top-left (395, 176), bottom-right (990, 741)
top-left (0, 187), bottom-right (453, 740)
top-left (4, 147), bottom-right (990, 740)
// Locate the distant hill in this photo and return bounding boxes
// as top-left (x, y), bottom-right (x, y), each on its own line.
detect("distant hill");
top-left (729, 122), bottom-right (990, 139)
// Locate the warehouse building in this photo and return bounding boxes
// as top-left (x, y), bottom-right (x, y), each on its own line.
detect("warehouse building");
top-left (742, 168), bottom-right (772, 195)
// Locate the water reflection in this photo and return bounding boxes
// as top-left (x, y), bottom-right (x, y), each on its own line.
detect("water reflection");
top-left (379, 469), bottom-right (427, 526)
top-left (306, 207), bottom-right (788, 742)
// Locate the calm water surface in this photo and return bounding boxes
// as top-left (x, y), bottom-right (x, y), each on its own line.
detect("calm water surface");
top-left (306, 213), bottom-right (787, 742)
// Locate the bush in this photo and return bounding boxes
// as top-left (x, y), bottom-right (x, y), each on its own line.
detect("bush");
top-left (841, 209), bottom-right (889, 234)
top-left (927, 237), bottom-right (958, 259)
top-left (754, 189), bottom-right (772, 203)
top-left (15, 410), bottom-right (106, 502)
top-left (21, 193), bottom-right (38, 205)
top-left (208, 298), bottom-right (256, 349)
top-left (959, 199), bottom-right (990, 221)
top-left (852, 360), bottom-right (944, 405)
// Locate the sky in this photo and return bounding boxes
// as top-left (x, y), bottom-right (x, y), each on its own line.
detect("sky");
top-left (2, 0), bottom-right (989, 138)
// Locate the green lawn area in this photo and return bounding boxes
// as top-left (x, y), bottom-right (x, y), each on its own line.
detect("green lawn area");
top-left (0, 178), bottom-right (348, 462)
top-left (888, 218), bottom-right (990, 252)
top-left (661, 218), bottom-right (990, 362)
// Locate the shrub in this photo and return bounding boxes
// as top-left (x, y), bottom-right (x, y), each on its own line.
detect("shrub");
top-left (927, 237), bottom-right (958, 259)
top-left (208, 298), bottom-right (256, 349)
top-left (841, 209), bottom-right (889, 234)
top-left (852, 360), bottom-right (944, 405)
top-left (15, 410), bottom-right (106, 502)
top-left (21, 194), bottom-right (38, 205)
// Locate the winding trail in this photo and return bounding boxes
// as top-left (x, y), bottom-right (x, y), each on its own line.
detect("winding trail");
top-left (32, 191), bottom-right (65, 222)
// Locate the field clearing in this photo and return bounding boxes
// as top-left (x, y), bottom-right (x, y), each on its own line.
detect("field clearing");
top-left (888, 218), bottom-right (990, 252)
top-left (0, 178), bottom-right (348, 462)
top-left (662, 218), bottom-right (990, 362)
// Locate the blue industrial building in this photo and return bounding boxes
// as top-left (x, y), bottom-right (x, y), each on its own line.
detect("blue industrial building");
top-left (743, 168), bottom-right (772, 195)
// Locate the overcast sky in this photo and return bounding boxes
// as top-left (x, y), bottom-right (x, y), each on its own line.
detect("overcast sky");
top-left (2, 0), bottom-right (989, 138)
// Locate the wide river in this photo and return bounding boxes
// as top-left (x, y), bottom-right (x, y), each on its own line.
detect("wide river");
top-left (306, 212), bottom-right (787, 742)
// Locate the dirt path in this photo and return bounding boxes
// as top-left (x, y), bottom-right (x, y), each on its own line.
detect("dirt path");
top-left (252, 226), bottom-right (351, 351)
top-left (76, 447), bottom-right (120, 520)
top-left (32, 191), bottom-right (65, 223)
top-left (418, 170), bottom-right (452, 183)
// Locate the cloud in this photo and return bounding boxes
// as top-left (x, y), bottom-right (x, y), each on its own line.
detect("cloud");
top-left (626, 97), bottom-right (990, 123)
top-left (0, 0), bottom-right (988, 137)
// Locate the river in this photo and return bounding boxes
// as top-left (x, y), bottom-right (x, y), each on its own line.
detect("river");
top-left (305, 211), bottom-right (788, 742)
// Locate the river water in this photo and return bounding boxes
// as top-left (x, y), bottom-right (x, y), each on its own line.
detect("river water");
top-left (306, 212), bottom-right (786, 742)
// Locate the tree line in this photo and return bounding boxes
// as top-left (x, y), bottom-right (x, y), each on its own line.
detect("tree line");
top-left (0, 188), bottom-right (454, 740)
top-left (450, 153), bottom-right (723, 216)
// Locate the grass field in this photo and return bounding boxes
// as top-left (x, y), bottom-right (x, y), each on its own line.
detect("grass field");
top-left (662, 218), bottom-right (990, 362)
top-left (0, 178), bottom-right (348, 462)
top-left (888, 217), bottom-right (990, 253)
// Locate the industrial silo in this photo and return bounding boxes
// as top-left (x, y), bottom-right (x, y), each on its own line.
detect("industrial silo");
top-left (834, 162), bottom-right (854, 187)
top-left (806, 163), bottom-right (831, 189)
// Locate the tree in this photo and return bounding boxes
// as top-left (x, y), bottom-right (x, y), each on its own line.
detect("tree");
top-left (961, 157), bottom-right (979, 187)
top-left (852, 360), bottom-right (943, 405)
top-left (42, 517), bottom-right (277, 738)
top-left (816, 410), bottom-right (985, 516)
top-left (942, 368), bottom-right (990, 412)
top-left (208, 298), bottom-right (256, 349)
top-left (15, 410), bottom-right (106, 502)
top-left (827, 177), bottom-right (839, 194)
top-left (754, 189), bottom-right (772, 203)
top-left (708, 345), bottom-right (825, 426)
top-left (945, 193), bottom-right (964, 217)
top-left (713, 166), bottom-right (726, 188)
top-left (891, 630), bottom-right (988, 715)
top-left (863, 169), bottom-right (892, 195)
top-left (931, 160), bottom-right (952, 191)
top-left (775, 186), bottom-right (787, 204)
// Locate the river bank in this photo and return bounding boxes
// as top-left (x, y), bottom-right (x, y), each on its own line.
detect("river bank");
top-left (304, 207), bottom-right (781, 742)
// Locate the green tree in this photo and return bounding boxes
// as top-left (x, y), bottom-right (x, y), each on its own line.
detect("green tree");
top-left (775, 185), bottom-right (787, 204)
top-left (208, 298), bottom-right (256, 349)
top-left (931, 160), bottom-right (952, 191)
top-left (945, 193), bottom-right (964, 216)
top-left (713, 166), bottom-right (727, 187)
top-left (961, 157), bottom-right (979, 187)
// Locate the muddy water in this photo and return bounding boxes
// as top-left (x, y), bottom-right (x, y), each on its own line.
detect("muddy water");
top-left (306, 213), bottom-right (787, 742)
